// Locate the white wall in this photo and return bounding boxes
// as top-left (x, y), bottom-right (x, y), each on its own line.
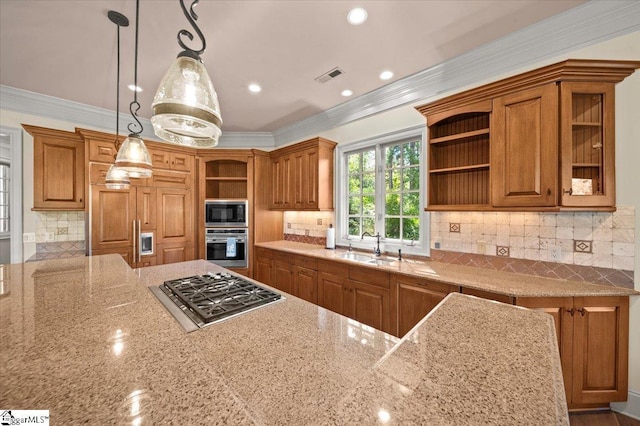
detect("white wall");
top-left (317, 31), bottom-right (640, 403)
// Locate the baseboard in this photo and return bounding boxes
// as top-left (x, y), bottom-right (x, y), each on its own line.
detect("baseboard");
top-left (611, 390), bottom-right (640, 420)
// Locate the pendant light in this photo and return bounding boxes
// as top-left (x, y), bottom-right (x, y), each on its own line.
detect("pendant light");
top-left (105, 10), bottom-right (131, 190)
top-left (151, 0), bottom-right (222, 147)
top-left (115, 0), bottom-right (153, 177)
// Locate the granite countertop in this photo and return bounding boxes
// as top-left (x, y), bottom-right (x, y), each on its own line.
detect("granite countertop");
top-left (256, 241), bottom-right (639, 298)
top-left (0, 255), bottom-right (568, 424)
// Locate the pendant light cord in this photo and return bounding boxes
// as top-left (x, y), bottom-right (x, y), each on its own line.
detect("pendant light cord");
top-left (127, 0), bottom-right (143, 136)
top-left (114, 20), bottom-right (121, 154)
top-left (177, 0), bottom-right (206, 61)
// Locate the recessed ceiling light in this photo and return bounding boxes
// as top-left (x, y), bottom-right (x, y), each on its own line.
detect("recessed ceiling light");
top-left (128, 84), bottom-right (143, 92)
top-left (347, 7), bottom-right (368, 25)
top-left (379, 70), bottom-right (394, 80)
top-left (248, 83), bottom-right (262, 93)
top-left (341, 89), bottom-right (353, 97)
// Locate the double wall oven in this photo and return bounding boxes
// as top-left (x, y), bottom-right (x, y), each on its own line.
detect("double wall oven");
top-left (204, 200), bottom-right (248, 268)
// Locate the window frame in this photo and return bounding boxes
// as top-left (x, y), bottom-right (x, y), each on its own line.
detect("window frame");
top-left (0, 161), bottom-right (9, 238)
top-left (336, 125), bottom-right (429, 256)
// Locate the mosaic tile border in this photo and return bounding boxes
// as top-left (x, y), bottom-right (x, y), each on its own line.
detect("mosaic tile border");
top-left (284, 233), bottom-right (327, 246)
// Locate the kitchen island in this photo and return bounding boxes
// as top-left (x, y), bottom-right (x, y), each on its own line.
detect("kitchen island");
top-left (0, 255), bottom-right (567, 424)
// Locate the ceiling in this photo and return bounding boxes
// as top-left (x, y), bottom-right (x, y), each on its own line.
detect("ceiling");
top-left (0, 0), bottom-right (585, 133)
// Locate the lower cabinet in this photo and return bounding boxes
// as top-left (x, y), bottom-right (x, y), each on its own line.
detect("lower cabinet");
top-left (273, 256), bottom-right (294, 295)
top-left (393, 274), bottom-right (460, 336)
top-left (254, 247), bottom-right (274, 286)
top-left (317, 260), bottom-right (349, 316)
top-left (294, 255), bottom-right (318, 304)
top-left (156, 243), bottom-right (194, 265)
top-left (516, 296), bottom-right (629, 408)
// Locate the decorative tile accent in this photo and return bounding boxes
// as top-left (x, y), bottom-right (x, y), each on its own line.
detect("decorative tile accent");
top-left (496, 246), bottom-right (510, 257)
top-left (574, 240), bottom-right (592, 253)
top-left (449, 223), bottom-right (460, 233)
top-left (429, 249), bottom-right (634, 289)
top-left (284, 233), bottom-right (326, 246)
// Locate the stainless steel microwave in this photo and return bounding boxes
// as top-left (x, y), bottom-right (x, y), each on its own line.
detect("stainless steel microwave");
top-left (204, 200), bottom-right (248, 227)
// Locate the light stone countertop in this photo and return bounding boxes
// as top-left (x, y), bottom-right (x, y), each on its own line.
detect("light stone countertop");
top-left (0, 255), bottom-right (567, 424)
top-left (256, 241), bottom-right (639, 297)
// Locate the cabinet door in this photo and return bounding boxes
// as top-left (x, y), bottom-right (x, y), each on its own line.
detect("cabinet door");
top-left (156, 188), bottom-right (193, 245)
top-left (33, 135), bottom-right (85, 210)
top-left (395, 275), bottom-right (458, 337)
top-left (294, 265), bottom-right (318, 304)
top-left (136, 187), bottom-right (157, 231)
top-left (292, 151), bottom-right (305, 208)
top-left (560, 82), bottom-right (615, 207)
top-left (348, 279), bottom-right (391, 334)
top-left (318, 268), bottom-right (348, 316)
top-left (90, 185), bottom-right (136, 251)
top-left (516, 296), bottom-right (573, 404)
top-left (169, 152), bottom-right (192, 172)
top-left (572, 296), bottom-right (628, 404)
top-left (270, 155), bottom-right (292, 209)
top-left (150, 149), bottom-right (171, 170)
top-left (272, 260), bottom-right (294, 295)
top-left (254, 255), bottom-right (273, 286)
top-left (303, 148), bottom-right (319, 209)
top-left (491, 83), bottom-right (558, 207)
top-left (156, 242), bottom-right (194, 265)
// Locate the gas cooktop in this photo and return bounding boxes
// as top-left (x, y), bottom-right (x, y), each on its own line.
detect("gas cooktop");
top-left (150, 272), bottom-right (284, 333)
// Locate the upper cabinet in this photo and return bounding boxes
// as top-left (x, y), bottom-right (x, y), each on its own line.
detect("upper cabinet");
top-left (269, 137), bottom-right (337, 211)
top-left (24, 124), bottom-right (85, 210)
top-left (416, 59), bottom-right (640, 211)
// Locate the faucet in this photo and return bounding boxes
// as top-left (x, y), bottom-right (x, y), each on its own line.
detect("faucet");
top-left (361, 232), bottom-right (381, 257)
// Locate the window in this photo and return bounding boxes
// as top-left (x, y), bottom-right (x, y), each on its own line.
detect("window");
top-left (339, 127), bottom-right (427, 251)
top-left (0, 162), bottom-right (9, 236)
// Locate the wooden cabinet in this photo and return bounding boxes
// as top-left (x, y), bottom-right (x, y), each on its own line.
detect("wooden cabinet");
top-left (346, 265), bottom-right (392, 334)
top-left (416, 59), bottom-right (640, 211)
top-left (560, 82), bottom-right (616, 207)
top-left (393, 274), bottom-right (459, 336)
top-left (491, 83), bottom-right (558, 207)
top-left (254, 247), bottom-right (274, 286)
top-left (461, 287), bottom-right (514, 304)
top-left (273, 259), bottom-right (294, 295)
top-left (156, 188), bottom-right (193, 246)
top-left (317, 260), bottom-right (350, 317)
top-left (269, 137), bottom-right (336, 211)
top-left (24, 124), bottom-right (85, 210)
top-left (90, 185), bottom-right (157, 268)
top-left (150, 149), bottom-right (193, 173)
top-left (294, 256), bottom-right (318, 304)
top-left (516, 296), bottom-right (629, 408)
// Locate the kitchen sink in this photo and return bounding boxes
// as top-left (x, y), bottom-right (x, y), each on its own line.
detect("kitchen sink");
top-left (338, 252), bottom-right (395, 266)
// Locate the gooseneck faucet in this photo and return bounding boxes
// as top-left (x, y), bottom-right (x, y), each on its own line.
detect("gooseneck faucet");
top-left (361, 232), bottom-right (382, 257)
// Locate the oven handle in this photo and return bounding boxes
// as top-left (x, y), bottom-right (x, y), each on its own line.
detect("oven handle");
top-left (206, 238), bottom-right (246, 244)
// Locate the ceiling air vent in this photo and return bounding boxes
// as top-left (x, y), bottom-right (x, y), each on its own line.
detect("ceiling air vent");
top-left (315, 67), bottom-right (344, 83)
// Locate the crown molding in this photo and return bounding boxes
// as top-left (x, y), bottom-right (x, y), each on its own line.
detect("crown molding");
top-left (2, 2), bottom-right (639, 148)
top-left (272, 1), bottom-right (640, 145)
top-left (0, 85), bottom-right (275, 148)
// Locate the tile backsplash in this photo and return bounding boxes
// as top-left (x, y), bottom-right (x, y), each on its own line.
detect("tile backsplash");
top-left (35, 211), bottom-right (85, 243)
top-left (430, 206), bottom-right (635, 271)
top-left (283, 211), bottom-right (336, 245)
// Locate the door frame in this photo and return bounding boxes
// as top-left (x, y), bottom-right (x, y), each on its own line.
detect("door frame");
top-left (0, 126), bottom-right (23, 263)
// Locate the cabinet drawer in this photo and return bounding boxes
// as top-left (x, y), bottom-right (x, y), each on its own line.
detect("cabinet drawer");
top-left (272, 250), bottom-right (291, 262)
top-left (89, 162), bottom-right (149, 186)
top-left (255, 246), bottom-right (274, 260)
top-left (89, 139), bottom-right (119, 163)
top-left (318, 259), bottom-right (348, 276)
top-left (393, 273), bottom-right (459, 294)
top-left (349, 265), bottom-right (389, 289)
top-left (295, 255), bottom-right (318, 269)
top-left (151, 170), bottom-right (192, 188)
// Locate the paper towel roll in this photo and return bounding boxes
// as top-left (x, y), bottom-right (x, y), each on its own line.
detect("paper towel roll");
top-left (326, 224), bottom-right (336, 249)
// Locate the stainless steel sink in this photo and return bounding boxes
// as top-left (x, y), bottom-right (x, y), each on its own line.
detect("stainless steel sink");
top-left (338, 252), bottom-right (395, 266)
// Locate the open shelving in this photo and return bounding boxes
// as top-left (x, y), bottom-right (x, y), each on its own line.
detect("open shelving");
top-left (205, 160), bottom-right (248, 199)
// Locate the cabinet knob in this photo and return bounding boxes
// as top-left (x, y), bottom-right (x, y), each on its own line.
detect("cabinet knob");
top-left (576, 308), bottom-right (586, 316)
top-left (547, 188), bottom-right (551, 196)
top-left (563, 188), bottom-right (573, 196)
top-left (567, 308), bottom-right (575, 316)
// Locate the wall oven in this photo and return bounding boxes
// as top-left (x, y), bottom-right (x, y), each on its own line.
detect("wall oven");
top-left (204, 200), bottom-right (248, 227)
top-left (205, 228), bottom-right (248, 268)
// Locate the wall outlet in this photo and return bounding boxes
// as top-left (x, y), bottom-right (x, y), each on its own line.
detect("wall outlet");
top-left (548, 245), bottom-right (562, 262)
top-left (477, 240), bottom-right (486, 255)
top-left (22, 233), bottom-right (35, 243)
top-left (317, 218), bottom-right (322, 225)
top-left (433, 237), bottom-right (441, 249)
top-left (305, 229), bottom-right (310, 236)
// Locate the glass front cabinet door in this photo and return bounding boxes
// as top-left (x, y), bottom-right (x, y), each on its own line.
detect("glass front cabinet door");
top-left (560, 82), bottom-right (615, 208)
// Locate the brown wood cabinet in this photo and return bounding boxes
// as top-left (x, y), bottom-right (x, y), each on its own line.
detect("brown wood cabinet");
top-left (269, 137), bottom-right (336, 211)
top-left (393, 274), bottom-right (459, 336)
top-left (294, 256), bottom-right (318, 304)
top-left (254, 247), bottom-right (275, 286)
top-left (24, 124), bottom-right (85, 210)
top-left (150, 149), bottom-right (193, 173)
top-left (491, 83), bottom-right (558, 207)
top-left (317, 260), bottom-right (350, 317)
top-left (90, 185), bottom-right (157, 268)
top-left (416, 59), bottom-right (640, 211)
top-left (516, 296), bottom-right (629, 409)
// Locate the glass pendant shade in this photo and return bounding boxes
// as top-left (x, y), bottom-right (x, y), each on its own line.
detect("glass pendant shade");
top-left (105, 164), bottom-right (131, 189)
top-left (127, 169), bottom-right (152, 179)
top-left (151, 56), bottom-right (222, 147)
top-left (114, 135), bottom-right (152, 175)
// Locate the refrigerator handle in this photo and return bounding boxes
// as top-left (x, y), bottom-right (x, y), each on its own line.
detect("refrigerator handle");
top-left (138, 220), bottom-right (142, 262)
top-left (132, 220), bottom-right (136, 266)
